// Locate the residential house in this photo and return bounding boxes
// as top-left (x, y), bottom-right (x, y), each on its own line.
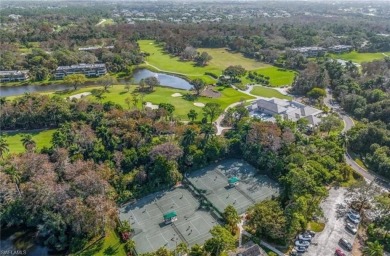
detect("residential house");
top-left (328, 45), bottom-right (352, 54)
top-left (291, 47), bottom-right (326, 57)
top-left (250, 98), bottom-right (323, 126)
top-left (0, 70), bottom-right (29, 83)
top-left (54, 63), bottom-right (107, 79)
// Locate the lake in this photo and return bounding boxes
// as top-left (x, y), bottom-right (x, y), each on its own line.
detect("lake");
top-left (0, 69), bottom-right (192, 97)
top-left (132, 69), bottom-right (193, 90)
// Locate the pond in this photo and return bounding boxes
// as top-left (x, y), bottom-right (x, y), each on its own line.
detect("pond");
top-left (132, 69), bottom-right (193, 90)
top-left (0, 69), bottom-right (192, 97)
top-left (0, 228), bottom-right (59, 256)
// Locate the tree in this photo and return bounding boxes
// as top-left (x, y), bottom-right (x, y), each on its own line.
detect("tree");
top-left (21, 134), bottom-right (36, 150)
top-left (191, 78), bottom-right (206, 96)
top-left (181, 46), bottom-right (197, 61)
top-left (203, 103), bottom-right (222, 123)
top-left (307, 87), bottom-right (326, 101)
top-left (64, 74), bottom-right (86, 90)
top-left (189, 244), bottom-right (205, 256)
top-left (187, 109), bottom-right (198, 122)
top-left (363, 241), bottom-right (384, 256)
top-left (0, 137), bottom-right (9, 159)
top-left (181, 128), bottom-right (198, 147)
top-left (4, 166), bottom-right (22, 197)
top-left (97, 74), bottom-right (117, 91)
top-left (195, 52), bottom-right (212, 66)
top-left (144, 76), bottom-right (159, 91)
top-left (345, 181), bottom-right (381, 213)
top-left (223, 205), bottom-right (240, 234)
top-left (125, 97), bottom-right (132, 109)
top-left (319, 114), bottom-right (343, 134)
top-left (158, 103), bottom-right (175, 120)
top-left (131, 93), bottom-right (139, 108)
top-left (176, 242), bottom-right (189, 255)
top-left (223, 65), bottom-right (246, 81)
top-left (246, 200), bottom-right (287, 240)
top-left (204, 225), bottom-right (236, 256)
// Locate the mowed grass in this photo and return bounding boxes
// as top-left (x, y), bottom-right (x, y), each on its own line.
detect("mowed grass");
top-left (197, 47), bottom-right (270, 70)
top-left (139, 40), bottom-right (295, 86)
top-left (77, 229), bottom-right (126, 256)
top-left (4, 129), bottom-right (56, 154)
top-left (85, 85), bottom-right (254, 120)
top-left (243, 67), bottom-right (296, 87)
top-left (330, 51), bottom-right (390, 63)
top-left (250, 86), bottom-right (292, 100)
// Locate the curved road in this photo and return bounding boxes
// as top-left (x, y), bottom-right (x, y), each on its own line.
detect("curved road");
top-left (325, 89), bottom-right (389, 189)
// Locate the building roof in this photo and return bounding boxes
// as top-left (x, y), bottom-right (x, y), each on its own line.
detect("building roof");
top-left (228, 177), bottom-right (240, 184)
top-left (56, 63), bottom-right (106, 71)
top-left (163, 211), bottom-right (177, 219)
top-left (237, 244), bottom-right (268, 256)
top-left (304, 114), bottom-right (322, 126)
top-left (0, 70), bottom-right (29, 76)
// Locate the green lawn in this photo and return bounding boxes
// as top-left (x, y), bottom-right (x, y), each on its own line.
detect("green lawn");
top-left (330, 51), bottom-right (390, 63)
top-left (84, 84), bottom-right (254, 120)
top-left (76, 229), bottom-right (126, 256)
top-left (197, 47), bottom-right (270, 71)
top-left (250, 86), bottom-right (292, 100)
top-left (139, 40), bottom-right (295, 86)
top-left (4, 129), bottom-right (56, 154)
top-left (307, 221), bottom-right (325, 232)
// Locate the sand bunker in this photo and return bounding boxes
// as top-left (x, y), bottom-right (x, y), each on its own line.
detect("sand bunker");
top-left (69, 92), bottom-right (91, 99)
top-left (145, 102), bottom-right (159, 110)
top-left (171, 93), bottom-right (183, 97)
top-left (193, 102), bottom-right (205, 107)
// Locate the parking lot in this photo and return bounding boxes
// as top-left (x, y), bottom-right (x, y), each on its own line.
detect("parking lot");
top-left (306, 187), bottom-right (356, 256)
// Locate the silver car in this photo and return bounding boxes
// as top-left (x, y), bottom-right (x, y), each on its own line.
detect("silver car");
top-left (298, 233), bottom-right (312, 241)
top-left (346, 222), bottom-right (357, 234)
top-left (295, 240), bottom-right (310, 247)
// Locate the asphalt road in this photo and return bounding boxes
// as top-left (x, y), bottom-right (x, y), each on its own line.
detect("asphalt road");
top-left (325, 89), bottom-right (389, 190)
top-left (306, 188), bottom-right (355, 256)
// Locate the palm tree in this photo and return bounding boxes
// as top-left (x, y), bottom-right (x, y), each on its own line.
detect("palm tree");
top-left (5, 167), bottom-right (22, 197)
top-left (363, 241), bottom-right (384, 256)
top-left (201, 124), bottom-right (214, 145)
top-left (0, 137), bottom-right (9, 159)
top-left (21, 134), bottom-right (36, 151)
top-left (181, 128), bottom-right (197, 147)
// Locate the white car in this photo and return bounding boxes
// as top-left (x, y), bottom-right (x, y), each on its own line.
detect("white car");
top-left (348, 209), bottom-right (360, 220)
top-left (298, 233), bottom-right (312, 241)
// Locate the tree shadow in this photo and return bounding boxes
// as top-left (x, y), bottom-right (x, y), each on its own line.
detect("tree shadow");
top-left (103, 245), bottom-right (119, 255)
top-left (78, 237), bottom-right (104, 256)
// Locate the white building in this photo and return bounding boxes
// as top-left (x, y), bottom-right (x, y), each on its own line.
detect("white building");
top-left (249, 98), bottom-right (323, 126)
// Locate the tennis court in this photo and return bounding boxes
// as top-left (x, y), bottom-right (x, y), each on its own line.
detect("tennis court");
top-left (187, 159), bottom-right (280, 214)
top-left (119, 187), bottom-right (218, 254)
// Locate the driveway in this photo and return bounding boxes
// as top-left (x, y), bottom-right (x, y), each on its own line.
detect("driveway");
top-left (306, 187), bottom-right (356, 256)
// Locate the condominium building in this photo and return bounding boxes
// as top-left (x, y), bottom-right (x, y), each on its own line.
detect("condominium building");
top-left (0, 70), bottom-right (29, 83)
top-left (54, 63), bottom-right (107, 79)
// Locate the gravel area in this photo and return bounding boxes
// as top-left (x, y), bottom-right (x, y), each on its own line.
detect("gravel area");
top-left (306, 187), bottom-right (356, 256)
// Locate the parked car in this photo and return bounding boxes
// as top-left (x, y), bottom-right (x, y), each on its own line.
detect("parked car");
top-left (339, 238), bottom-right (352, 251)
top-left (298, 233), bottom-right (312, 241)
top-left (295, 240), bottom-right (310, 247)
top-left (346, 222), bottom-right (357, 234)
top-left (335, 248), bottom-right (346, 256)
top-left (294, 246), bottom-right (307, 253)
top-left (349, 209), bottom-right (361, 219)
top-left (347, 213), bottom-right (360, 224)
top-left (306, 230), bottom-right (316, 237)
